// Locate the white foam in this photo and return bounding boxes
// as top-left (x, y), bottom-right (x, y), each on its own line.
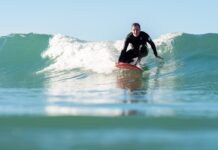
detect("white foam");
top-left (154, 32), bottom-right (183, 46)
top-left (153, 32), bottom-right (183, 55)
top-left (154, 32), bottom-right (182, 46)
top-left (40, 33), bottom-right (181, 74)
top-left (41, 34), bottom-right (121, 74)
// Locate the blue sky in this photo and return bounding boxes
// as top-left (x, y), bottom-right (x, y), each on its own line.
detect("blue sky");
top-left (0, 0), bottom-right (218, 40)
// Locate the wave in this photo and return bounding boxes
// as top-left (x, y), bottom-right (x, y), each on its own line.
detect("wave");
top-left (0, 32), bottom-right (218, 88)
top-left (0, 33), bottom-right (50, 87)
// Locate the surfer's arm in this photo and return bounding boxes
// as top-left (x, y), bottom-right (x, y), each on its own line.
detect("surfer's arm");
top-left (122, 38), bottom-right (129, 52)
top-left (147, 38), bottom-right (157, 56)
top-left (147, 37), bottom-right (163, 59)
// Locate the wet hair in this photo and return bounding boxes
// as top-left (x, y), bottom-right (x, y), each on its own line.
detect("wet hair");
top-left (132, 23), bottom-right (141, 29)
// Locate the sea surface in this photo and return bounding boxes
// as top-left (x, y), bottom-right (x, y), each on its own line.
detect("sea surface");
top-left (0, 33), bottom-right (218, 150)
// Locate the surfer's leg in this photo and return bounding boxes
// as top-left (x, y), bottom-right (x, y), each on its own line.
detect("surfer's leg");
top-left (119, 49), bottom-right (138, 63)
top-left (140, 46), bottom-right (148, 58)
top-left (134, 46), bottom-right (148, 65)
top-left (118, 50), bottom-right (127, 62)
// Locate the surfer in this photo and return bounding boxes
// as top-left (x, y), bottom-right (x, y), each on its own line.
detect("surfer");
top-left (118, 23), bottom-right (163, 64)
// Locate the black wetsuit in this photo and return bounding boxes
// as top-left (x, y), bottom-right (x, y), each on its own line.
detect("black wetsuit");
top-left (118, 31), bottom-right (158, 63)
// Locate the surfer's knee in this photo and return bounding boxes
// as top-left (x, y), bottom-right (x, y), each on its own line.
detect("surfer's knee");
top-left (140, 46), bottom-right (148, 57)
top-left (118, 50), bottom-right (127, 62)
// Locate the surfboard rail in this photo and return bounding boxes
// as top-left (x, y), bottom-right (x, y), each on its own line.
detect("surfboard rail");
top-left (115, 62), bottom-right (142, 71)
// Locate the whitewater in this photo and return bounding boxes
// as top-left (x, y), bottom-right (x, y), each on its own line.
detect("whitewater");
top-left (1, 32), bottom-right (218, 150)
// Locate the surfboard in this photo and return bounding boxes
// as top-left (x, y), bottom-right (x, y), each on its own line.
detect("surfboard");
top-left (115, 62), bottom-right (143, 71)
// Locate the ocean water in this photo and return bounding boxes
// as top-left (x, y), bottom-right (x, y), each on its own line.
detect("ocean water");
top-left (0, 33), bottom-right (218, 149)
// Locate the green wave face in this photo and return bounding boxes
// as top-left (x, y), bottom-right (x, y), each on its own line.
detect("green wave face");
top-left (0, 33), bottom-right (51, 87)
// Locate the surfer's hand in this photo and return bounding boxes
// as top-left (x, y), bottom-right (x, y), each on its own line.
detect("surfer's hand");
top-left (135, 57), bottom-right (141, 65)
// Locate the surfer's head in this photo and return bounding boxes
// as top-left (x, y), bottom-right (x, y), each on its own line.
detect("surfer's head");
top-left (131, 23), bottom-right (141, 37)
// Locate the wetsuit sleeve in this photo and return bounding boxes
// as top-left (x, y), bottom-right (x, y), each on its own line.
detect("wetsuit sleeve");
top-left (147, 36), bottom-right (158, 57)
top-left (122, 36), bottom-right (130, 52)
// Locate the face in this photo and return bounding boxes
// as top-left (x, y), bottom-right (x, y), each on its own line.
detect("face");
top-left (131, 25), bottom-right (140, 37)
